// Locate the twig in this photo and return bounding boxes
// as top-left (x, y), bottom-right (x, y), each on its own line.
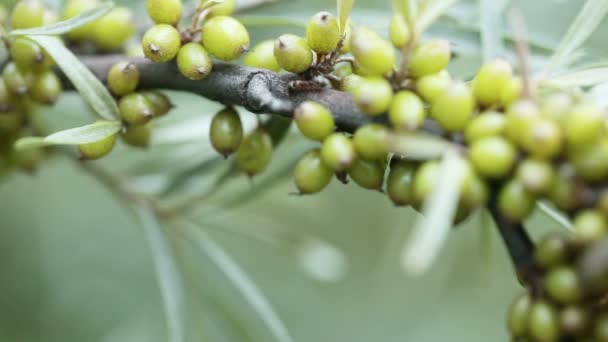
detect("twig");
top-left (509, 10), bottom-right (533, 99)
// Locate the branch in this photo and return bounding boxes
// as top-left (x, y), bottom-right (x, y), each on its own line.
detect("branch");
top-left (59, 55), bottom-right (374, 133)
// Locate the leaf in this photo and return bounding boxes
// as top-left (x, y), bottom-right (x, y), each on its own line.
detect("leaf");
top-left (536, 201), bottom-right (575, 233)
top-left (9, 2), bottom-right (113, 36)
top-left (15, 121), bottom-right (121, 150)
top-left (28, 35), bottom-right (119, 120)
top-left (479, 0), bottom-right (508, 61)
top-left (134, 205), bottom-right (187, 342)
top-left (337, 0), bottom-right (355, 34)
top-left (415, 0), bottom-right (460, 33)
top-left (542, 64), bottom-right (608, 88)
top-left (401, 149), bottom-right (466, 275)
top-left (182, 222), bottom-right (293, 342)
top-left (387, 131), bottom-right (452, 161)
top-left (545, 0), bottom-right (608, 74)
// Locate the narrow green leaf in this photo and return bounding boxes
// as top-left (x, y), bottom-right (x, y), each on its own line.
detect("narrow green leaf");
top-left (416, 0), bottom-right (460, 33)
top-left (536, 201), bottom-right (575, 233)
top-left (479, 0), bottom-right (508, 61)
top-left (401, 149), bottom-right (466, 275)
top-left (15, 121), bottom-right (121, 150)
top-left (182, 222), bottom-right (293, 342)
top-left (28, 35), bottom-right (119, 120)
top-left (543, 64), bottom-right (608, 88)
top-left (9, 2), bottom-right (113, 36)
top-left (337, 0), bottom-right (355, 34)
top-left (135, 205), bottom-right (187, 342)
top-left (545, 0), bottom-right (608, 74)
top-left (387, 132), bottom-right (451, 161)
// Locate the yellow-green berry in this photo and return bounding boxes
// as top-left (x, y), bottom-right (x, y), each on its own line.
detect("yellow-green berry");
top-left (470, 136), bottom-right (517, 179)
top-left (93, 7), bottom-right (136, 51)
top-left (10, 0), bottom-right (45, 29)
top-left (472, 59), bottom-right (513, 107)
top-left (30, 71), bottom-right (62, 105)
top-left (389, 90), bottom-right (426, 130)
top-left (2, 62), bottom-right (34, 96)
top-left (142, 91), bottom-right (173, 117)
top-left (62, 0), bottom-right (99, 41)
top-left (244, 40), bottom-right (281, 71)
top-left (207, 0), bottom-right (236, 17)
top-left (118, 93), bottom-right (154, 125)
top-left (515, 158), bottom-right (555, 195)
top-left (464, 111), bottom-right (505, 143)
top-left (306, 12), bottom-right (340, 54)
top-left (320, 133), bottom-right (356, 172)
top-left (237, 129), bottom-right (273, 176)
top-left (294, 101), bottom-right (335, 141)
top-left (498, 180), bottom-right (535, 221)
top-left (351, 26), bottom-right (395, 77)
top-left (348, 157), bottom-right (385, 190)
top-left (387, 158), bottom-right (415, 206)
top-left (122, 124), bottom-right (152, 148)
top-left (415, 70), bottom-right (451, 103)
top-left (146, 0), bottom-right (182, 25)
top-left (294, 149), bottom-right (334, 194)
top-left (353, 124), bottom-right (389, 160)
top-left (209, 107), bottom-right (243, 157)
top-left (177, 43), bottom-right (213, 80)
top-left (107, 62), bottom-right (140, 96)
top-left (351, 76), bottom-right (393, 116)
top-left (79, 132), bottom-right (118, 160)
top-left (408, 40), bottom-right (451, 78)
top-left (389, 14), bottom-right (410, 48)
top-left (142, 24), bottom-right (181, 63)
top-left (202, 16), bottom-right (250, 61)
top-left (431, 81), bottom-right (474, 132)
top-left (273, 34), bottom-right (313, 73)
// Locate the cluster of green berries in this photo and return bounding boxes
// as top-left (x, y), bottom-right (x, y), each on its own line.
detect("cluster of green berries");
top-left (507, 232), bottom-right (608, 341)
top-left (142, 0), bottom-right (249, 81)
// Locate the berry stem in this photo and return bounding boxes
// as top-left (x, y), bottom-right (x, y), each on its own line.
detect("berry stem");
top-left (509, 10), bottom-right (533, 99)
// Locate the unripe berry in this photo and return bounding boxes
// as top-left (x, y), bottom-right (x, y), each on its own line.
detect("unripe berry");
top-left (389, 91), bottom-right (426, 130)
top-left (351, 76), bottom-right (393, 116)
top-left (412, 160), bottom-right (439, 205)
top-left (541, 92), bottom-right (572, 124)
top-left (0, 5), bottom-right (7, 26)
top-left (464, 111), bottom-right (505, 143)
top-left (460, 170), bottom-right (489, 209)
top-left (273, 34), bottom-right (313, 73)
top-left (10, 37), bottom-right (52, 72)
top-left (320, 133), bottom-right (356, 172)
top-left (30, 71), bottom-right (62, 105)
top-left (294, 149), bottom-right (334, 194)
top-left (548, 173), bottom-right (577, 211)
top-left (353, 124), bottom-right (389, 161)
top-left (528, 301), bottom-right (559, 342)
top-left (563, 102), bottom-right (603, 148)
top-left (507, 293), bottom-right (531, 338)
top-left (387, 158), bottom-right (415, 206)
top-left (500, 76), bottom-right (523, 107)
top-left (93, 7), bottom-right (136, 51)
top-left (209, 107), bottom-right (243, 157)
top-left (505, 99), bottom-right (541, 145)
top-left (207, 0), bottom-right (236, 17)
top-left (340, 74), bottom-right (362, 93)
top-left (534, 234), bottom-right (569, 269)
top-left (470, 136), bottom-right (517, 179)
top-left (415, 70), bottom-right (451, 103)
top-left (243, 40), bottom-right (281, 71)
top-left (79, 132), bottom-right (117, 160)
top-left (431, 82), bottom-right (474, 132)
top-left (498, 180), bottom-right (535, 221)
top-left (146, 0), bottom-right (182, 25)
top-left (596, 314), bottom-right (608, 341)
top-left (351, 26), bottom-right (395, 76)
top-left (177, 43), bottom-right (213, 80)
top-left (559, 306), bottom-right (589, 337)
top-left (472, 59), bottom-right (513, 106)
top-left (12, 147), bottom-right (45, 172)
top-left (142, 24), bottom-right (181, 63)
top-left (2, 62), bottom-right (34, 96)
top-left (237, 129), bottom-right (273, 176)
top-left (306, 12), bottom-right (340, 54)
top-left (10, 0), bottom-right (45, 29)
top-left (522, 118), bottom-right (562, 159)
top-left (0, 111), bottom-right (22, 137)
top-left (332, 61), bottom-right (353, 79)
top-left (122, 124), bottom-right (151, 148)
top-left (107, 62), bottom-right (140, 96)
top-left (62, 0), bottom-right (98, 41)
top-left (545, 266), bottom-right (583, 304)
top-left (408, 40), bottom-right (451, 78)
top-left (569, 139), bottom-right (608, 182)
top-left (142, 91), bottom-right (173, 117)
top-left (202, 16), bottom-right (250, 61)
top-left (119, 93), bottom-right (154, 125)
top-left (389, 14), bottom-right (410, 48)
top-left (573, 210), bottom-right (607, 244)
top-left (516, 158), bottom-right (555, 195)
top-left (0, 79), bottom-right (12, 112)
top-left (348, 157), bottom-right (385, 190)
top-left (294, 101), bottom-right (335, 141)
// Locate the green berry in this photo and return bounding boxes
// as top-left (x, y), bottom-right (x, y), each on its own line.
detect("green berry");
top-left (177, 43), bottom-right (213, 80)
top-left (107, 62), bottom-right (140, 96)
top-left (569, 139), bottom-right (608, 182)
top-left (93, 7), bottom-right (136, 51)
top-left (545, 266), bottom-right (583, 304)
top-left (351, 76), bottom-right (393, 116)
top-left (208, 0), bottom-right (236, 17)
top-left (0, 5), bottom-right (7, 26)
top-left (577, 238), bottom-right (608, 297)
top-left (243, 40), bottom-right (281, 71)
top-left (415, 70), bottom-right (451, 103)
top-left (294, 148), bottom-right (334, 194)
top-left (142, 24), bottom-right (181, 63)
top-left (294, 101), bottom-right (335, 141)
top-left (431, 81), bottom-right (474, 132)
top-left (0, 111), bottom-right (22, 137)
top-left (389, 91), bottom-right (426, 130)
top-left (559, 306), bottom-right (589, 337)
top-left (500, 76), bottom-right (523, 107)
top-left (464, 111), bottom-right (506, 143)
top-left (2, 62), bottom-right (34, 96)
top-left (118, 93), bottom-right (154, 125)
top-left (460, 171), bottom-right (489, 209)
top-left (79, 132), bottom-right (117, 160)
top-left (237, 129), bottom-right (273, 176)
top-left (528, 301), bottom-right (559, 342)
top-left (348, 157), bottom-right (385, 190)
top-left (62, 0), bottom-right (99, 41)
top-left (507, 293), bottom-right (531, 337)
top-left (573, 210), bottom-right (607, 244)
top-left (340, 74), bottom-right (362, 92)
top-left (202, 16), bottom-right (250, 61)
top-left (146, 0), bottom-right (182, 25)
top-left (9, 37), bottom-right (51, 72)
top-left (122, 124), bottom-right (151, 148)
top-left (516, 158), bottom-right (555, 195)
top-left (142, 91), bottom-right (173, 117)
top-left (10, 0), bottom-right (45, 29)
top-left (306, 12), bottom-right (340, 54)
top-left (472, 59), bottom-right (513, 107)
top-left (541, 92), bottom-right (572, 124)
top-left (548, 172), bottom-right (577, 211)
top-left (470, 136), bottom-right (517, 179)
top-left (30, 71), bottom-right (62, 105)
top-left (353, 124), bottom-right (389, 161)
top-left (408, 40), bottom-right (451, 78)
top-left (498, 180), bottom-right (535, 221)
top-left (387, 158), bottom-right (415, 206)
top-left (595, 314), bottom-right (608, 342)
top-left (389, 14), bottom-right (410, 48)
top-left (522, 119), bottom-right (562, 159)
top-left (535, 234), bottom-right (569, 269)
top-left (505, 100), bottom-right (541, 145)
top-left (412, 160), bottom-right (439, 205)
top-left (273, 34), bottom-right (313, 73)
top-left (563, 102), bottom-right (603, 148)
top-left (0, 79), bottom-right (13, 112)
top-left (320, 133), bottom-right (356, 172)
top-left (209, 107), bottom-right (243, 157)
top-left (351, 26), bottom-right (395, 76)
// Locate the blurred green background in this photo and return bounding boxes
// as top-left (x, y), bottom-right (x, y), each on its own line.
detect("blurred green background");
top-left (0, 0), bottom-right (606, 341)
